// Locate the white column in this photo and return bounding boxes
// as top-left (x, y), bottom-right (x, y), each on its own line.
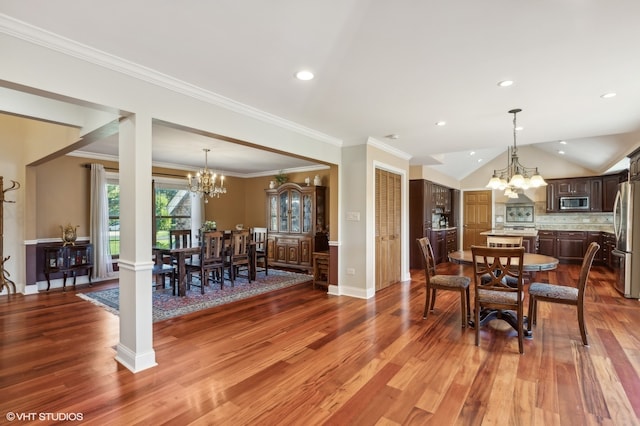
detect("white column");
top-left (115, 113), bottom-right (157, 372)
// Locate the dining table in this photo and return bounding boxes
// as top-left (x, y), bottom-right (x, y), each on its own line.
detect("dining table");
top-left (447, 249), bottom-right (559, 335)
top-left (153, 238), bottom-right (258, 297)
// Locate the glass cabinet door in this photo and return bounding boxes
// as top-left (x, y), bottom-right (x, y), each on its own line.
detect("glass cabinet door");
top-left (279, 191), bottom-right (289, 232)
top-left (303, 194), bottom-right (312, 233)
top-left (290, 190), bottom-right (301, 233)
top-left (268, 195), bottom-right (278, 231)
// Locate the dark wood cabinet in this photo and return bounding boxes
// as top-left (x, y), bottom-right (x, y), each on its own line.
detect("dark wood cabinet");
top-left (630, 147), bottom-right (640, 181)
top-left (266, 183), bottom-right (326, 272)
top-left (409, 180), bottom-right (432, 268)
top-left (521, 235), bottom-right (538, 254)
top-left (556, 231), bottom-right (587, 262)
top-left (589, 178), bottom-right (602, 212)
top-left (446, 229), bottom-right (458, 255)
top-left (43, 243), bottom-right (93, 291)
top-left (546, 183), bottom-right (557, 212)
top-left (429, 229), bottom-right (447, 265)
top-left (603, 232), bottom-right (616, 268)
top-left (537, 230), bottom-right (557, 257)
top-left (556, 179), bottom-right (590, 196)
top-left (546, 174), bottom-right (623, 212)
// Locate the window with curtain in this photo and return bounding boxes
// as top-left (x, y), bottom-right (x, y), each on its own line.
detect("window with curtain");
top-left (107, 179), bottom-right (120, 257)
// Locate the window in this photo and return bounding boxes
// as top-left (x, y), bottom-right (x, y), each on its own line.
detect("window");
top-left (105, 176), bottom-right (202, 256)
top-left (153, 180), bottom-right (194, 248)
top-left (107, 178), bottom-right (120, 257)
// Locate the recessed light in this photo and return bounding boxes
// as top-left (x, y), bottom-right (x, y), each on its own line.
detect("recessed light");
top-left (435, 121), bottom-right (446, 126)
top-left (295, 70), bottom-right (314, 81)
top-left (515, 126), bottom-right (524, 131)
top-left (559, 140), bottom-right (567, 145)
top-left (601, 92), bottom-right (616, 99)
top-left (498, 80), bottom-right (514, 87)
top-left (469, 151), bottom-right (476, 156)
top-left (477, 158), bottom-right (483, 163)
top-left (558, 150), bottom-right (565, 155)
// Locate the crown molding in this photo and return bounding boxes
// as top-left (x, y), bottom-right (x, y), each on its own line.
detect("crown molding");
top-left (366, 137), bottom-right (412, 161)
top-left (0, 14), bottom-right (343, 147)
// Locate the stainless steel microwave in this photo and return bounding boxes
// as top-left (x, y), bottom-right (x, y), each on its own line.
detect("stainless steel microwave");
top-left (559, 196), bottom-right (589, 210)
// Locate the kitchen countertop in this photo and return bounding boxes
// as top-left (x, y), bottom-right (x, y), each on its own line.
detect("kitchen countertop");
top-left (481, 229), bottom-right (538, 237)
top-left (430, 227), bottom-right (458, 231)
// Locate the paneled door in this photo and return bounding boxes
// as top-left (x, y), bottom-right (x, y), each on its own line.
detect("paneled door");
top-left (376, 168), bottom-right (401, 291)
top-left (463, 190), bottom-right (492, 249)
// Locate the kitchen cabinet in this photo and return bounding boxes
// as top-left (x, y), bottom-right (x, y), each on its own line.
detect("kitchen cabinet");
top-left (556, 231), bottom-right (587, 262)
top-left (409, 179), bottom-right (433, 268)
top-left (602, 232), bottom-right (616, 268)
top-left (556, 178), bottom-right (590, 196)
top-left (537, 230), bottom-right (557, 257)
top-left (429, 229), bottom-right (448, 265)
top-left (589, 178), bottom-right (602, 212)
top-left (587, 232), bottom-right (604, 263)
top-left (630, 147), bottom-right (640, 181)
top-left (546, 174), bottom-right (621, 213)
top-left (521, 235), bottom-right (538, 254)
top-left (446, 229), bottom-right (458, 255)
top-left (265, 183), bottom-right (327, 272)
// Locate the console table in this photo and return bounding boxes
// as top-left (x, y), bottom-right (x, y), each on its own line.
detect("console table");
top-left (43, 244), bottom-right (93, 291)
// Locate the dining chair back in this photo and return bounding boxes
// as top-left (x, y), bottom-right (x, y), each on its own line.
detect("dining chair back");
top-left (471, 245), bottom-right (526, 354)
top-left (251, 227), bottom-right (269, 276)
top-left (527, 241), bottom-right (600, 345)
top-left (417, 237), bottom-right (471, 327)
top-left (170, 229), bottom-right (192, 249)
top-left (228, 229), bottom-right (252, 285)
top-left (486, 236), bottom-right (523, 247)
top-left (186, 230), bottom-right (226, 294)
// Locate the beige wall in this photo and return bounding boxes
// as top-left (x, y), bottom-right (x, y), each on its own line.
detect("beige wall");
top-left (33, 154), bottom-right (335, 240)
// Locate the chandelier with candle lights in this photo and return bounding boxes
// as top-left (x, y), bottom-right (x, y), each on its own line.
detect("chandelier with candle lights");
top-left (486, 108), bottom-right (547, 198)
top-left (187, 148), bottom-right (226, 203)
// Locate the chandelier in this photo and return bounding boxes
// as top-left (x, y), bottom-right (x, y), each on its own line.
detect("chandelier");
top-left (486, 108), bottom-right (547, 198)
top-left (187, 148), bottom-right (227, 203)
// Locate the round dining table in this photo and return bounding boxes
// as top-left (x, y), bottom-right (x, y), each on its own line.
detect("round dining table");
top-left (447, 249), bottom-right (559, 335)
top-left (448, 250), bottom-right (559, 271)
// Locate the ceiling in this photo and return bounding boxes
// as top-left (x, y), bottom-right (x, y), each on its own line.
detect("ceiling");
top-left (2, 1), bottom-right (640, 179)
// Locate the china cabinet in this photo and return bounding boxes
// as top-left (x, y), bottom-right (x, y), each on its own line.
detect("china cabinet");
top-left (265, 183), bottom-right (327, 271)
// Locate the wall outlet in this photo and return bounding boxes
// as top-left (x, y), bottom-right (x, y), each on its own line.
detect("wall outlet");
top-left (346, 268), bottom-right (355, 275)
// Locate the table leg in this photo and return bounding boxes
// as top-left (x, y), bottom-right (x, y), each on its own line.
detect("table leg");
top-left (177, 252), bottom-right (187, 297)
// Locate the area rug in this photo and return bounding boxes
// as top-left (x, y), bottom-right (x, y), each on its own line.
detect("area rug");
top-left (77, 270), bottom-right (312, 322)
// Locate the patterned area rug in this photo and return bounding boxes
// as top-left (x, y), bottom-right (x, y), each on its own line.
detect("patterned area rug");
top-left (77, 270), bottom-right (312, 322)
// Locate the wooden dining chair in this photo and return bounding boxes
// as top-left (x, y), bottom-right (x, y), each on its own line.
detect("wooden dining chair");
top-left (186, 230), bottom-right (226, 294)
top-left (170, 229), bottom-right (192, 249)
top-left (251, 227), bottom-right (269, 276)
top-left (527, 242), bottom-right (600, 345)
top-left (227, 229), bottom-right (252, 285)
top-left (486, 236), bottom-right (523, 247)
top-left (471, 245), bottom-right (526, 354)
top-left (417, 237), bottom-right (471, 328)
top-left (486, 235), bottom-right (524, 284)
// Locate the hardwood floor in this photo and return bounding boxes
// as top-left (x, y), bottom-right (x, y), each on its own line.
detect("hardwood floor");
top-left (2, 263), bottom-right (640, 425)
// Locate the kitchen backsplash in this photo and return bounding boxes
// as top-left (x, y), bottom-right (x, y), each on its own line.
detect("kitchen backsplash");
top-left (494, 201), bottom-right (614, 232)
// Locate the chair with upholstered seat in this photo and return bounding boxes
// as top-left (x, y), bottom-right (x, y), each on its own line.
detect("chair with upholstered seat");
top-left (527, 241), bottom-right (600, 345)
top-left (186, 230), bottom-right (226, 294)
top-left (471, 245), bottom-right (526, 354)
top-left (251, 227), bottom-right (269, 276)
top-left (417, 237), bottom-right (471, 328)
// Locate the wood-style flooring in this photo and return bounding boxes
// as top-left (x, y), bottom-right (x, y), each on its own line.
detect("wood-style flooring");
top-left (2, 263), bottom-right (640, 425)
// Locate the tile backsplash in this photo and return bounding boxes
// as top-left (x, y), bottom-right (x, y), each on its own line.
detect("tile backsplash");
top-left (494, 201), bottom-right (614, 232)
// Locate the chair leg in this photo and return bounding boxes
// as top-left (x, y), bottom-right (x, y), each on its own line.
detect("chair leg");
top-left (577, 303), bottom-right (589, 346)
top-left (517, 305), bottom-right (524, 354)
top-left (527, 296), bottom-right (535, 334)
top-left (459, 288), bottom-right (466, 328)
top-left (430, 289), bottom-right (437, 311)
top-left (423, 285), bottom-right (431, 319)
top-left (475, 299), bottom-right (480, 347)
top-left (465, 287), bottom-right (471, 324)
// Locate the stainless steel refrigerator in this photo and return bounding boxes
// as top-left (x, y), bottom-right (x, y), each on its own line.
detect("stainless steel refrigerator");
top-left (612, 180), bottom-right (640, 298)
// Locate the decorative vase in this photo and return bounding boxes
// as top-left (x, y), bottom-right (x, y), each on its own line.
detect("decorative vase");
top-left (314, 175), bottom-right (322, 186)
top-left (269, 180), bottom-right (276, 189)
